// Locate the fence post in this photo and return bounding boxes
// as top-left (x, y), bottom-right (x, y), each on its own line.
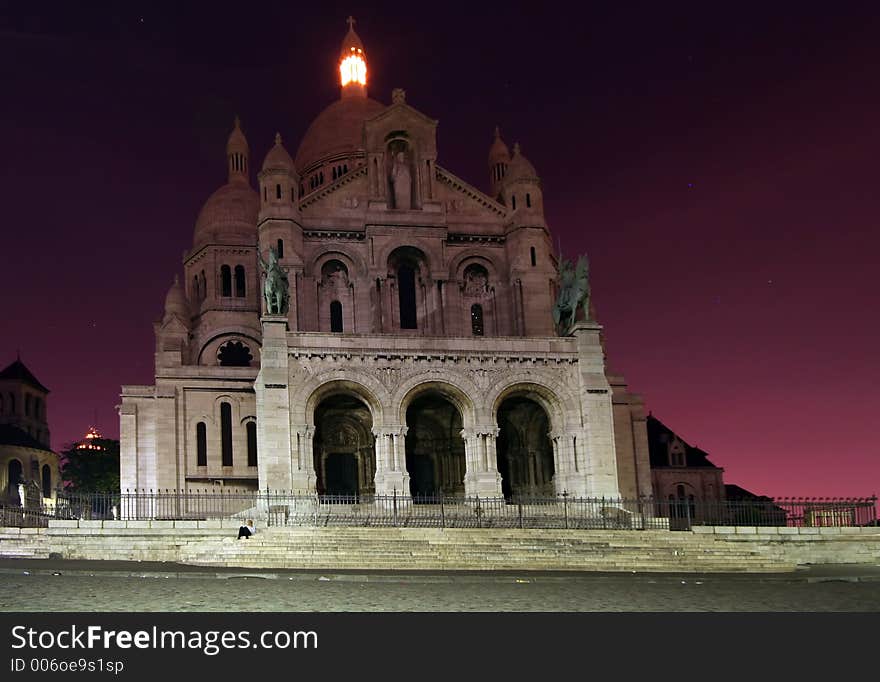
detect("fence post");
top-left (563, 491), bottom-right (569, 529)
top-left (393, 488), bottom-right (398, 527)
top-left (265, 486), bottom-right (271, 527)
top-left (475, 496), bottom-right (482, 528)
top-left (440, 491), bottom-right (445, 529)
top-left (518, 498), bottom-right (523, 529)
top-left (685, 495), bottom-right (692, 530)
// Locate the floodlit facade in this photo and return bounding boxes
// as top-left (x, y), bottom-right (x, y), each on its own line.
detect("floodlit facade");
top-left (119, 20), bottom-right (652, 502)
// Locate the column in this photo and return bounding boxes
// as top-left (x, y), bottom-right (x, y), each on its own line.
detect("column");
top-left (372, 426), bottom-right (410, 497)
top-left (462, 428), bottom-right (503, 498)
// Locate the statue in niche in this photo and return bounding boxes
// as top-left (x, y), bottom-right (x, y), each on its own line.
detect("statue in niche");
top-left (390, 151), bottom-right (412, 209)
top-left (258, 245), bottom-right (290, 315)
top-left (323, 262), bottom-right (349, 290)
top-left (463, 266), bottom-right (489, 298)
top-left (552, 254), bottom-right (590, 336)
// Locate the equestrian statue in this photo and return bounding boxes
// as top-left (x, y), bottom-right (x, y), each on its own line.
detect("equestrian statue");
top-left (258, 245), bottom-right (290, 315)
top-left (552, 254), bottom-right (591, 336)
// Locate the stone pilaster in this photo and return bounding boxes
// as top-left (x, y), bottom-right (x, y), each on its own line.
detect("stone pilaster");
top-left (572, 321), bottom-right (622, 499)
top-left (290, 425), bottom-right (317, 492)
top-left (256, 315), bottom-right (293, 490)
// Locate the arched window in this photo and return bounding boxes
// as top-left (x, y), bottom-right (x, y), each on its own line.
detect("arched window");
top-left (41, 464), bottom-right (51, 499)
top-left (220, 402), bottom-right (233, 467)
top-left (397, 264), bottom-right (417, 329)
top-left (246, 421), bottom-right (257, 467)
top-left (234, 265), bottom-right (246, 297)
top-left (530, 247), bottom-right (537, 267)
top-left (34, 398), bottom-right (41, 419)
top-left (275, 183), bottom-right (282, 199)
top-left (196, 422), bottom-right (207, 466)
top-left (511, 195), bottom-right (517, 210)
top-left (290, 188), bottom-right (295, 202)
top-left (25, 395), bottom-right (31, 417)
top-left (471, 304), bottom-right (484, 336)
top-left (0, 393), bottom-right (4, 413)
top-left (217, 340), bottom-right (252, 367)
top-left (332, 167), bottom-right (337, 181)
top-left (526, 193), bottom-right (532, 208)
top-left (200, 270), bottom-right (206, 298)
top-left (330, 301), bottom-right (343, 333)
top-left (7, 459), bottom-right (22, 498)
top-left (9, 393), bottom-right (14, 414)
top-left (263, 186), bottom-right (267, 201)
top-left (276, 239), bottom-right (284, 259)
top-left (220, 265), bottom-right (232, 297)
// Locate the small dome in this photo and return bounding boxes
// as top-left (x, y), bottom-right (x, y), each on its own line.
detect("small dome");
top-left (164, 275), bottom-right (190, 320)
top-left (488, 126), bottom-right (510, 164)
top-left (193, 181), bottom-right (259, 248)
top-left (295, 96), bottom-right (385, 173)
top-left (506, 142), bottom-right (538, 181)
top-left (262, 133), bottom-right (294, 172)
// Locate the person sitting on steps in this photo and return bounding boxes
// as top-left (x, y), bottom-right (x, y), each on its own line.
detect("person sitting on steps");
top-left (237, 519), bottom-right (256, 539)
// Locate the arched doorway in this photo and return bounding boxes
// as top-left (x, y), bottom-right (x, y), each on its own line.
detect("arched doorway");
top-left (496, 397), bottom-right (555, 499)
top-left (404, 393), bottom-right (466, 499)
top-left (313, 394), bottom-right (375, 499)
top-left (7, 459), bottom-right (23, 502)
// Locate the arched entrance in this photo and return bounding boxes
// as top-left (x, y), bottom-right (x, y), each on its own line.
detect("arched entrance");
top-left (496, 396), bottom-right (555, 499)
top-left (6, 459), bottom-right (23, 502)
top-left (313, 394), bottom-right (376, 499)
top-left (404, 393), bottom-right (466, 499)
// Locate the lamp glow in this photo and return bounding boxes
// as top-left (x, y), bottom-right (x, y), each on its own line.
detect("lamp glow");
top-left (340, 55), bottom-right (367, 87)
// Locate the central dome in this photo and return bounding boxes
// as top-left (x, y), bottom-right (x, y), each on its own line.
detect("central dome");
top-left (295, 96), bottom-right (385, 174)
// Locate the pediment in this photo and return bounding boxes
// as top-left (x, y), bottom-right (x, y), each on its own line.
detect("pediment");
top-left (434, 166), bottom-right (508, 218)
top-left (300, 165), bottom-right (369, 214)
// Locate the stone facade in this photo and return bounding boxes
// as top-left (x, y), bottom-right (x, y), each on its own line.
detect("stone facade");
top-left (0, 359), bottom-right (59, 504)
top-left (119, 21), bottom-right (650, 502)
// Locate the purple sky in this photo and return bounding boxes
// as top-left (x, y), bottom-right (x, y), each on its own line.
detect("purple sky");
top-left (2, 2), bottom-right (878, 498)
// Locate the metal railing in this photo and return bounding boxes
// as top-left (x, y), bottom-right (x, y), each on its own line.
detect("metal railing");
top-left (2, 490), bottom-right (876, 530)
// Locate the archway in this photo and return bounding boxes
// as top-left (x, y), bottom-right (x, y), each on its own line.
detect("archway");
top-left (496, 396), bottom-right (555, 499)
top-left (7, 459), bottom-right (23, 502)
top-left (404, 393), bottom-right (466, 499)
top-left (313, 394), bottom-right (375, 499)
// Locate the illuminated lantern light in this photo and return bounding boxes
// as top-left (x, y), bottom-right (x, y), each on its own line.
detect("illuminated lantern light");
top-left (340, 55), bottom-right (367, 87)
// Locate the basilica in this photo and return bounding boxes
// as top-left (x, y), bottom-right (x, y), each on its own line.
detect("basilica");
top-left (119, 20), bottom-right (652, 502)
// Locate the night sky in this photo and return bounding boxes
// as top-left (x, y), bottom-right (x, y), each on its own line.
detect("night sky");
top-left (2, 2), bottom-right (878, 498)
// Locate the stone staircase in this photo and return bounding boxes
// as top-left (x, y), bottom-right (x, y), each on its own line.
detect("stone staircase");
top-left (0, 529), bottom-right (51, 560)
top-left (177, 527), bottom-right (799, 572)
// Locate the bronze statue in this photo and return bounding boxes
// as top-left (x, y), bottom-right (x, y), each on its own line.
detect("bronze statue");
top-left (553, 254), bottom-right (590, 336)
top-left (258, 245), bottom-right (290, 315)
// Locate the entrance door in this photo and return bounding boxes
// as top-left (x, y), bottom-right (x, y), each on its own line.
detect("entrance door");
top-left (324, 453), bottom-right (358, 498)
top-left (409, 455), bottom-right (436, 499)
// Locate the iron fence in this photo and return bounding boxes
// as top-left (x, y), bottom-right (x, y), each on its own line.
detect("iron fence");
top-left (2, 490), bottom-right (875, 530)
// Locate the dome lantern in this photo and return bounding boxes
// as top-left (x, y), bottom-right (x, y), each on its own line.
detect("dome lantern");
top-left (226, 116), bottom-right (250, 183)
top-left (488, 126), bottom-right (511, 199)
top-left (339, 16), bottom-right (368, 98)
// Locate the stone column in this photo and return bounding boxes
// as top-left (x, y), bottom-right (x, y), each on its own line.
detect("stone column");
top-left (372, 426), bottom-right (410, 497)
top-left (550, 429), bottom-right (590, 497)
top-left (256, 315), bottom-right (294, 491)
top-left (462, 428), bottom-right (503, 498)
